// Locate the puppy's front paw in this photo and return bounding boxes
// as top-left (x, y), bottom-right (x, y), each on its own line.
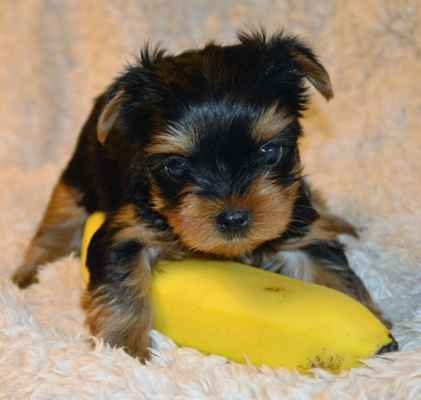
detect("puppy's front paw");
top-left (11, 265), bottom-right (39, 288)
top-left (125, 336), bottom-right (151, 363)
top-left (82, 286), bottom-right (152, 363)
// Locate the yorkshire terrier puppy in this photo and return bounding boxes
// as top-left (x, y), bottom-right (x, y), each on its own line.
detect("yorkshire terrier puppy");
top-left (12, 30), bottom-right (392, 360)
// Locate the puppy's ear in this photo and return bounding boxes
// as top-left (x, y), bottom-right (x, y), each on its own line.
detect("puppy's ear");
top-left (97, 90), bottom-right (125, 145)
top-left (238, 30), bottom-right (333, 100)
top-left (288, 43), bottom-right (333, 101)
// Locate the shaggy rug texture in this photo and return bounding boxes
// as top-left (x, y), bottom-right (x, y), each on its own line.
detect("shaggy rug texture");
top-left (1, 1), bottom-right (421, 398)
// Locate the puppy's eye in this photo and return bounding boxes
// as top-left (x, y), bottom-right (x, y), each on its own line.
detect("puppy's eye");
top-left (258, 142), bottom-right (282, 166)
top-left (164, 156), bottom-right (189, 180)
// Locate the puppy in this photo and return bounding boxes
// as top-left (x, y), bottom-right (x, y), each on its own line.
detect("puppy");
top-left (12, 30), bottom-right (388, 360)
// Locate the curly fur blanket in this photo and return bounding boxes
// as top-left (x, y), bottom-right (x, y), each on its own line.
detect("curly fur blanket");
top-left (1, 1), bottom-right (421, 398)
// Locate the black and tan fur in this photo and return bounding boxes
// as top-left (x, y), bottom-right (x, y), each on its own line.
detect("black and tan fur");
top-left (12, 30), bottom-right (392, 360)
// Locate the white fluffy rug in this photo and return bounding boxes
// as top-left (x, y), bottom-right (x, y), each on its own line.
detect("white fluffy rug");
top-left (1, 1), bottom-right (421, 398)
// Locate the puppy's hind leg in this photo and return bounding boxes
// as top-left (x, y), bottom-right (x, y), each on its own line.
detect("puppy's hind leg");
top-left (12, 179), bottom-right (87, 288)
top-left (286, 241), bottom-right (391, 328)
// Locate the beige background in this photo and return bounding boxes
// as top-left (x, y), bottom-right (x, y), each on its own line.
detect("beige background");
top-left (1, 0), bottom-right (420, 292)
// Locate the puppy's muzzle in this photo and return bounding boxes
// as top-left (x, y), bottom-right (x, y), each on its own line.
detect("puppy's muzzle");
top-left (216, 209), bottom-right (250, 236)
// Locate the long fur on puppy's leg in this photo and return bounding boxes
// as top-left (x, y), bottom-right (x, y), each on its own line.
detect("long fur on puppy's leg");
top-left (244, 203), bottom-right (389, 326)
top-left (83, 206), bottom-right (166, 360)
top-left (82, 281), bottom-right (152, 360)
top-left (12, 180), bottom-right (87, 288)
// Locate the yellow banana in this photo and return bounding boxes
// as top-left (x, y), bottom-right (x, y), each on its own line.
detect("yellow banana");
top-left (81, 212), bottom-right (394, 373)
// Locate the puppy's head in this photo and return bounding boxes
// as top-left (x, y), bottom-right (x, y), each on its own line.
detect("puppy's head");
top-left (96, 30), bottom-right (333, 257)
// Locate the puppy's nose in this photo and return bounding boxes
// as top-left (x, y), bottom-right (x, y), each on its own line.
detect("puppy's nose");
top-left (216, 209), bottom-right (250, 234)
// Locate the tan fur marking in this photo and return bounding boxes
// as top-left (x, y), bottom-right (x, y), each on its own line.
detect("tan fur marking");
top-left (109, 203), bottom-right (137, 229)
top-left (12, 181), bottom-right (87, 288)
top-left (82, 285), bottom-right (152, 361)
top-left (29, 182), bottom-right (86, 252)
top-left (291, 52), bottom-right (333, 100)
top-left (280, 213), bottom-right (356, 251)
top-left (110, 204), bottom-right (185, 259)
top-left (42, 182), bottom-right (85, 225)
top-left (310, 263), bottom-right (384, 322)
top-left (311, 190), bottom-right (357, 237)
top-left (311, 265), bottom-right (352, 293)
top-left (97, 90), bottom-right (125, 144)
top-left (145, 123), bottom-right (196, 156)
top-left (149, 183), bottom-right (168, 212)
top-left (111, 204), bottom-right (165, 248)
top-left (252, 104), bottom-right (294, 142)
top-left (163, 177), bottom-right (299, 257)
